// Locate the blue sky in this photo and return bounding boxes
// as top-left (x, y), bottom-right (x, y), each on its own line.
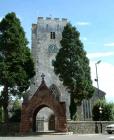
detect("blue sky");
top-left (0, 0), bottom-right (114, 102)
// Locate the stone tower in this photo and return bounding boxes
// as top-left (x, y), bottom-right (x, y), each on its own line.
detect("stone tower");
top-left (30, 17), bottom-right (70, 119)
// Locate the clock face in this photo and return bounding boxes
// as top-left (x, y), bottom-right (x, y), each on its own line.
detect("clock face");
top-left (48, 44), bottom-right (59, 53)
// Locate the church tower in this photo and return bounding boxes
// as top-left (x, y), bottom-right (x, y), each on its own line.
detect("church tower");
top-left (30, 17), bottom-right (70, 119)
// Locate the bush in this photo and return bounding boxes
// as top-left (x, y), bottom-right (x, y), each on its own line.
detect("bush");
top-left (92, 99), bottom-right (114, 121)
top-left (9, 109), bottom-right (21, 122)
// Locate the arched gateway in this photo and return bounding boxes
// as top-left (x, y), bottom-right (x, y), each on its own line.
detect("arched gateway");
top-left (20, 76), bottom-right (67, 134)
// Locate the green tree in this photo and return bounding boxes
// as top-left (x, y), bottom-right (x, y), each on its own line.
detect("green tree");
top-left (53, 23), bottom-right (94, 119)
top-left (13, 99), bottom-right (20, 110)
top-left (0, 12), bottom-right (35, 122)
top-left (69, 94), bottom-right (77, 120)
top-left (0, 107), bottom-right (2, 122)
top-left (92, 99), bottom-right (114, 121)
top-left (9, 99), bottom-right (21, 122)
top-left (0, 107), bottom-right (3, 122)
top-left (9, 109), bottom-right (21, 122)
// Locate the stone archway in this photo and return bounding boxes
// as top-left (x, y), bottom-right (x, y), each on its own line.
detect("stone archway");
top-left (20, 77), bottom-right (67, 134)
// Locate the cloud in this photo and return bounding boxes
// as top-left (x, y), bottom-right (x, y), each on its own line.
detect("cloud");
top-left (76, 21), bottom-right (91, 26)
top-left (104, 42), bottom-right (114, 47)
top-left (90, 61), bottom-right (114, 102)
top-left (87, 51), bottom-right (114, 59)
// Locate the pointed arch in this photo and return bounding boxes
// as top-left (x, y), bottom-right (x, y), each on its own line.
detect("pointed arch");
top-left (49, 84), bottom-right (61, 101)
top-left (20, 81), bottom-right (67, 134)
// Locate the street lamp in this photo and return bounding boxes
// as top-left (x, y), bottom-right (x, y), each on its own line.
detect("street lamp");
top-left (99, 106), bottom-right (103, 133)
top-left (95, 60), bottom-right (101, 98)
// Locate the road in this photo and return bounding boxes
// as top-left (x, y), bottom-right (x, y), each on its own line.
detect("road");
top-left (0, 134), bottom-right (114, 140)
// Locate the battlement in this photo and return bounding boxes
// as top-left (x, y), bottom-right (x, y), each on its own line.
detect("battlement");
top-left (32, 24), bottom-right (37, 32)
top-left (32, 24), bottom-right (37, 28)
top-left (37, 17), bottom-right (67, 22)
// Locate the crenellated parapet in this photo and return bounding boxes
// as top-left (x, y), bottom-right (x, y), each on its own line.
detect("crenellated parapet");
top-left (37, 17), bottom-right (67, 22)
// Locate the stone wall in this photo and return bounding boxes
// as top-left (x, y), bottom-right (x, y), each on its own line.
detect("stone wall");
top-left (1, 121), bottom-right (114, 135)
top-left (67, 121), bottom-right (114, 134)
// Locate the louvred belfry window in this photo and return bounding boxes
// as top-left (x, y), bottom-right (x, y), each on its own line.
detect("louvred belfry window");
top-left (50, 32), bottom-right (55, 39)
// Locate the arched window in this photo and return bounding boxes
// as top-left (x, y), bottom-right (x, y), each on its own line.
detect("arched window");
top-left (50, 32), bottom-right (55, 39)
top-left (49, 84), bottom-right (60, 101)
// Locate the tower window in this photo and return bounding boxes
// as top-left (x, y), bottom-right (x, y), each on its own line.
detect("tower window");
top-left (50, 32), bottom-right (55, 39)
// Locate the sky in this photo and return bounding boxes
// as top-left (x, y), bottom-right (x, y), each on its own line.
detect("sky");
top-left (0, 0), bottom-right (114, 102)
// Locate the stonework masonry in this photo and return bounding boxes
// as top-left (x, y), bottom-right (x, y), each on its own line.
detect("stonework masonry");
top-left (67, 121), bottom-right (114, 134)
top-left (30, 17), bottom-right (70, 119)
top-left (30, 16), bottom-right (106, 122)
top-left (20, 80), bottom-right (67, 134)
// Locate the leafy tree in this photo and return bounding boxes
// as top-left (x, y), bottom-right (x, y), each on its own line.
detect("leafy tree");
top-left (53, 23), bottom-right (94, 119)
top-left (0, 12), bottom-right (35, 122)
top-left (0, 107), bottom-right (4, 122)
top-left (9, 109), bottom-right (21, 122)
top-left (0, 107), bottom-right (2, 122)
top-left (12, 99), bottom-right (20, 111)
top-left (69, 94), bottom-right (77, 119)
top-left (9, 99), bottom-right (21, 122)
top-left (92, 99), bottom-right (114, 121)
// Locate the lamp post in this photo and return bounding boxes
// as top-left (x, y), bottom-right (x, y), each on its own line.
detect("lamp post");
top-left (95, 60), bottom-right (101, 98)
top-left (99, 106), bottom-right (103, 133)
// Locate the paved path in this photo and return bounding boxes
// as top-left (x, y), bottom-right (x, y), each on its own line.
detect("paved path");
top-left (0, 134), bottom-right (114, 140)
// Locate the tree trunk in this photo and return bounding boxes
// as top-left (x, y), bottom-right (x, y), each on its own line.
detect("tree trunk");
top-left (69, 94), bottom-right (76, 120)
top-left (2, 85), bottom-right (9, 123)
